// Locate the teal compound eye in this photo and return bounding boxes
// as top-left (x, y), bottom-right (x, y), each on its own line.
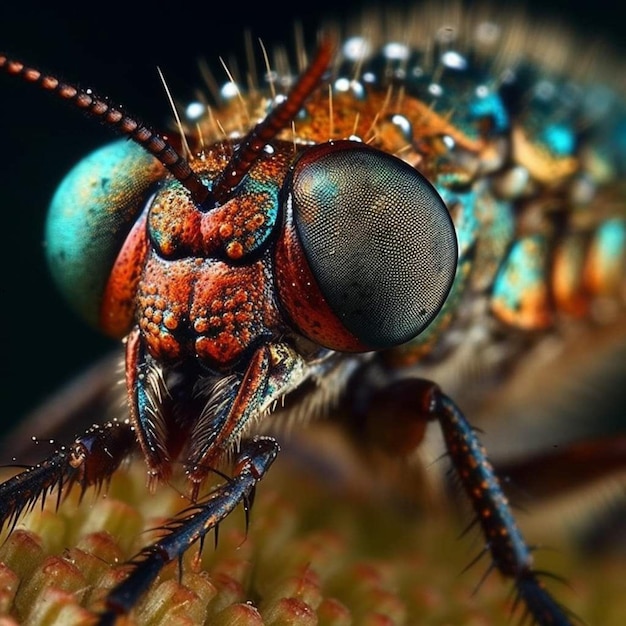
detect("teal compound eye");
top-left (45, 140), bottom-right (165, 330)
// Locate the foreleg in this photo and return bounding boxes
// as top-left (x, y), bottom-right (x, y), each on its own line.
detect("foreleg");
top-left (0, 419), bottom-right (136, 532)
top-left (98, 435), bottom-right (279, 625)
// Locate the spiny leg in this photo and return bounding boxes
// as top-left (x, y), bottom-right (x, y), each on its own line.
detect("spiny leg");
top-left (0, 419), bottom-right (136, 532)
top-left (98, 435), bottom-right (279, 625)
top-left (434, 387), bottom-right (574, 626)
top-left (358, 378), bottom-right (575, 626)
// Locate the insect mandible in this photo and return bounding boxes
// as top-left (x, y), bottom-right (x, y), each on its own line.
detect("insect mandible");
top-left (1, 3), bottom-right (625, 625)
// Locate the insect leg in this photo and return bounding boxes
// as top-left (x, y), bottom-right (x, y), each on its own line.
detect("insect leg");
top-left (97, 435), bottom-right (279, 625)
top-left (355, 377), bottom-right (574, 626)
top-left (0, 419), bottom-right (136, 532)
top-left (492, 434), bottom-right (626, 502)
top-left (432, 386), bottom-right (574, 626)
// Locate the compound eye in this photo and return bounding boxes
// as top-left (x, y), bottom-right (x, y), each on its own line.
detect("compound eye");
top-left (276, 140), bottom-right (457, 351)
top-left (46, 140), bottom-right (164, 332)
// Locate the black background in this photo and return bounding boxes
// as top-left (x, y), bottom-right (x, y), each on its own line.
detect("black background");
top-left (0, 0), bottom-right (624, 438)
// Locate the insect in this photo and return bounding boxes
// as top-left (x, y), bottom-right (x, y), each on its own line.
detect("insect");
top-left (1, 2), bottom-right (625, 624)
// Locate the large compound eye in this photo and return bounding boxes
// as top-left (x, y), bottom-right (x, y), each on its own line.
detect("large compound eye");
top-left (46, 140), bottom-right (164, 332)
top-left (275, 140), bottom-right (458, 352)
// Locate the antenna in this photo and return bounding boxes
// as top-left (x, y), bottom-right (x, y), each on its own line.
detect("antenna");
top-left (0, 54), bottom-right (211, 206)
top-left (1, 36), bottom-right (335, 210)
top-left (210, 36), bottom-right (335, 205)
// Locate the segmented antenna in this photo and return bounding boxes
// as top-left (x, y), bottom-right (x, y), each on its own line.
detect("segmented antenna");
top-left (1, 37), bottom-right (334, 209)
top-left (210, 36), bottom-right (335, 204)
top-left (0, 54), bottom-right (211, 206)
